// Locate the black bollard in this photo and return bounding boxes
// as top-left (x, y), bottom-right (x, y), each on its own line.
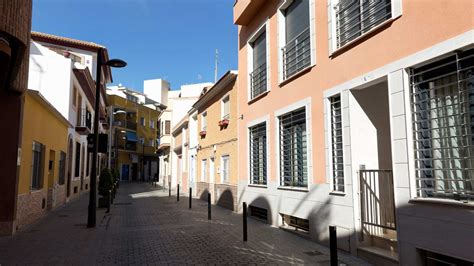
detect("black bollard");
top-left (208, 192), bottom-right (211, 220)
top-left (189, 187), bottom-right (192, 209)
top-left (243, 202), bottom-right (248, 241)
top-left (177, 184), bottom-right (180, 202)
top-left (329, 226), bottom-right (338, 266)
top-left (169, 181), bottom-right (171, 197)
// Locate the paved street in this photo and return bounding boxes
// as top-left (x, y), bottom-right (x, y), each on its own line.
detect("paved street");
top-left (0, 183), bottom-right (368, 265)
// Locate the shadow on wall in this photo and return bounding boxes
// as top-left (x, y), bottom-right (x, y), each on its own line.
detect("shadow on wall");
top-left (199, 188), bottom-right (209, 201)
top-left (248, 196), bottom-right (273, 224)
top-left (216, 189), bottom-right (235, 211)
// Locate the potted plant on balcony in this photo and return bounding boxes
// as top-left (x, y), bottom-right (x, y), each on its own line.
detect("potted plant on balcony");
top-left (219, 118), bottom-right (229, 128)
top-left (98, 168), bottom-right (113, 208)
top-left (199, 130), bottom-right (207, 137)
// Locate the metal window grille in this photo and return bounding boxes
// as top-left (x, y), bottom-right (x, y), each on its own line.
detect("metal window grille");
top-left (58, 151), bottom-right (66, 185)
top-left (279, 108), bottom-right (308, 187)
top-left (250, 31), bottom-right (267, 100)
top-left (282, 27), bottom-right (311, 80)
top-left (409, 49), bottom-right (474, 202)
top-left (74, 142), bottom-right (80, 177)
top-left (336, 0), bottom-right (391, 48)
top-left (330, 95), bottom-right (344, 192)
top-left (222, 156), bottom-right (230, 183)
top-left (249, 123), bottom-right (267, 185)
top-left (31, 142), bottom-right (44, 190)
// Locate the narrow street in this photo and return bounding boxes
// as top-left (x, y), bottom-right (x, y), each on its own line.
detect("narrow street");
top-left (0, 183), bottom-right (368, 265)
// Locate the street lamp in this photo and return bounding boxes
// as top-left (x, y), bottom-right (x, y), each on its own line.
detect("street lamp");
top-left (88, 48), bottom-right (126, 228)
top-left (108, 108), bottom-right (127, 169)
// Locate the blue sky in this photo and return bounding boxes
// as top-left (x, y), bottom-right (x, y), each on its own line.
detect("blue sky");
top-left (32, 0), bottom-right (237, 91)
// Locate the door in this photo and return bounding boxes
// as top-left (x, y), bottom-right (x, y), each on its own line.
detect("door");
top-left (121, 164), bottom-right (130, 181)
top-left (132, 163), bottom-right (138, 181)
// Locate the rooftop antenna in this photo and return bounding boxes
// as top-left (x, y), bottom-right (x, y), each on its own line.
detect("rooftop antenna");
top-left (214, 49), bottom-right (219, 83)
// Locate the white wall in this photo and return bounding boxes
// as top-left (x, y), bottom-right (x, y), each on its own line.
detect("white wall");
top-left (28, 41), bottom-right (72, 120)
top-left (143, 78), bottom-right (170, 105)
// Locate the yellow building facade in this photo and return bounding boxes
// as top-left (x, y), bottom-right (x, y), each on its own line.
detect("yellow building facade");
top-left (195, 71), bottom-right (238, 211)
top-left (17, 90), bottom-right (69, 229)
top-left (108, 91), bottom-right (162, 181)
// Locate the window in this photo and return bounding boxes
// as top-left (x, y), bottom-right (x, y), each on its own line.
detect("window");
top-left (58, 151), bottom-right (66, 185)
top-left (330, 95), bottom-right (344, 192)
top-left (335, 0), bottom-right (392, 48)
top-left (249, 28), bottom-right (267, 100)
top-left (74, 142), bottom-right (80, 177)
top-left (150, 119), bottom-right (155, 129)
top-left (201, 159), bottom-right (207, 182)
top-left (409, 49), bottom-right (474, 202)
top-left (221, 96), bottom-right (230, 120)
top-left (249, 122), bottom-right (267, 185)
top-left (140, 117), bottom-right (145, 126)
top-left (201, 112), bottom-right (207, 131)
top-left (282, 0), bottom-right (311, 80)
top-left (221, 155), bottom-right (230, 183)
top-left (421, 249), bottom-right (473, 266)
top-left (279, 108), bottom-right (307, 187)
top-left (31, 142), bottom-right (44, 190)
top-left (165, 120), bottom-right (171, 134)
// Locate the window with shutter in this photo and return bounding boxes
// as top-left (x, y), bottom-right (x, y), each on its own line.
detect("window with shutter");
top-left (222, 96), bottom-right (230, 119)
top-left (282, 0), bottom-right (311, 80)
top-left (31, 142), bottom-right (44, 190)
top-left (165, 120), bottom-right (171, 134)
top-left (249, 30), bottom-right (267, 100)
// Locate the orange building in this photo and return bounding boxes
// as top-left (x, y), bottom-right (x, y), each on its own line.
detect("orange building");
top-left (234, 0), bottom-right (473, 265)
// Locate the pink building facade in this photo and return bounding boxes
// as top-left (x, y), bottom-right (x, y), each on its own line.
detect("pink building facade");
top-left (234, 0), bottom-right (473, 265)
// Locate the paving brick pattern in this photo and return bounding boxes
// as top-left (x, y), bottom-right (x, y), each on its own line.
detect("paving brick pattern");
top-left (0, 183), bottom-right (370, 265)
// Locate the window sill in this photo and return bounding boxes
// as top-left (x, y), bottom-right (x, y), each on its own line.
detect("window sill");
top-left (248, 184), bottom-right (267, 188)
top-left (279, 64), bottom-right (315, 87)
top-left (277, 186), bottom-right (309, 192)
top-left (248, 90), bottom-right (269, 105)
top-left (409, 198), bottom-right (474, 209)
top-left (329, 191), bottom-right (346, 196)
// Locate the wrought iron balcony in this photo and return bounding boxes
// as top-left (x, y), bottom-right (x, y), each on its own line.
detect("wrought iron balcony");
top-left (282, 27), bottom-right (311, 80)
top-left (249, 62), bottom-right (267, 99)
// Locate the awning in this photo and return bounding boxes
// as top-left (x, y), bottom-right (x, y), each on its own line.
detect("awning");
top-left (126, 131), bottom-right (137, 142)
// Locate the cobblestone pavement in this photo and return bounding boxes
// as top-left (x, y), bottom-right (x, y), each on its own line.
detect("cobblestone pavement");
top-left (0, 183), bottom-right (369, 265)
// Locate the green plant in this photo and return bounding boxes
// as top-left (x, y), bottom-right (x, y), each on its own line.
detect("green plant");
top-left (98, 168), bottom-right (113, 197)
top-left (111, 168), bottom-right (119, 184)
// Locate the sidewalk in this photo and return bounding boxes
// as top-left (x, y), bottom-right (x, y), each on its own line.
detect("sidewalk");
top-left (0, 182), bottom-right (369, 265)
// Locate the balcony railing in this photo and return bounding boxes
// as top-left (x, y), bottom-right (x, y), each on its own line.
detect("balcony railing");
top-left (282, 27), bottom-right (311, 80)
top-left (115, 120), bottom-right (137, 131)
top-left (76, 108), bottom-right (92, 134)
top-left (249, 62), bottom-right (267, 99)
top-left (118, 141), bottom-right (137, 151)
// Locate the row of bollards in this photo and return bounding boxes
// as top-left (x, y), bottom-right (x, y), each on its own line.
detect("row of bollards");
top-left (163, 183), bottom-right (338, 265)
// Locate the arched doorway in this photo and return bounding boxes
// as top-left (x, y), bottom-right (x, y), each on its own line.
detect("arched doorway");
top-left (66, 136), bottom-right (73, 197)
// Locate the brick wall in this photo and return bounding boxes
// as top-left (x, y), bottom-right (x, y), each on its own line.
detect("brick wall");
top-left (16, 190), bottom-right (47, 229)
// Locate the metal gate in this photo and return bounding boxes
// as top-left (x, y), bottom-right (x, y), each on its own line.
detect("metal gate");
top-left (359, 170), bottom-right (396, 237)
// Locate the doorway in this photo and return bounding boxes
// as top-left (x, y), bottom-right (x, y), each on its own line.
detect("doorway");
top-left (121, 164), bottom-right (130, 181)
top-left (132, 163), bottom-right (138, 181)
